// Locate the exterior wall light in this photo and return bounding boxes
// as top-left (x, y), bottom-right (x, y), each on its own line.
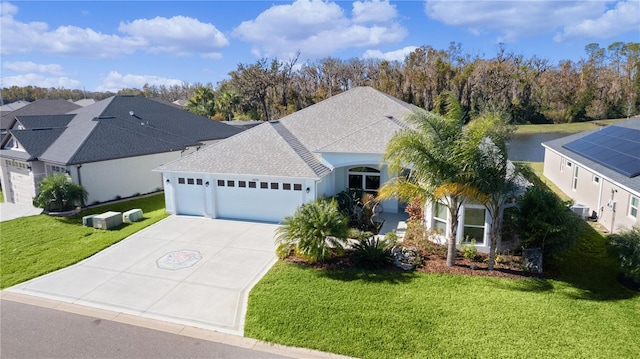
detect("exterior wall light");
top-left (205, 181), bottom-right (210, 187)
top-left (166, 179), bottom-right (170, 184)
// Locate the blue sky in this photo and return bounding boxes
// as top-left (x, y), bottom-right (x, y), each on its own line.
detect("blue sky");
top-left (1, 0), bottom-right (639, 92)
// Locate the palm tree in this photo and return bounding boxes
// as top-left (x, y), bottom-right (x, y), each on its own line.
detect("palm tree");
top-left (275, 198), bottom-right (350, 264)
top-left (463, 112), bottom-right (518, 270)
top-left (215, 89), bottom-right (241, 121)
top-left (184, 85), bottom-right (216, 118)
top-left (32, 174), bottom-right (88, 212)
top-left (379, 92), bottom-right (480, 266)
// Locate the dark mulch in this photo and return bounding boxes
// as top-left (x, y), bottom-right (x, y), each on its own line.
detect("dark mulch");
top-left (617, 273), bottom-right (640, 292)
top-left (283, 247), bottom-right (540, 280)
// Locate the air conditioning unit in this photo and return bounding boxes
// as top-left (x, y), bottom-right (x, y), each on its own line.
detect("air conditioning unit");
top-left (571, 204), bottom-right (589, 219)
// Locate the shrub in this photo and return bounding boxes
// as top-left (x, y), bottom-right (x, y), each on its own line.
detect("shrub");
top-left (32, 174), bottom-right (88, 212)
top-left (607, 227), bottom-right (640, 284)
top-left (515, 186), bottom-right (579, 259)
top-left (351, 236), bottom-right (394, 269)
top-left (405, 196), bottom-right (424, 223)
top-left (275, 198), bottom-right (349, 263)
top-left (462, 240), bottom-right (480, 260)
top-left (348, 228), bottom-right (374, 241)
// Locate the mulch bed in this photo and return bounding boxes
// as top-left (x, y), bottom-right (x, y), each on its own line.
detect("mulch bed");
top-left (283, 247), bottom-right (541, 280)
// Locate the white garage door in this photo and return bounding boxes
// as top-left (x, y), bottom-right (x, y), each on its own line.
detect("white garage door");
top-left (175, 176), bottom-right (205, 216)
top-left (215, 179), bottom-right (305, 223)
top-left (9, 170), bottom-right (34, 206)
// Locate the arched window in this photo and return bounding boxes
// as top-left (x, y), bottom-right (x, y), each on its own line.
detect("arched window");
top-left (348, 166), bottom-right (380, 193)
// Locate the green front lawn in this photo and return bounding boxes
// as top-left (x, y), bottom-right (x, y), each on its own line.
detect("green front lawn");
top-left (0, 194), bottom-right (168, 289)
top-left (515, 118), bottom-right (626, 134)
top-left (245, 164), bottom-right (640, 358)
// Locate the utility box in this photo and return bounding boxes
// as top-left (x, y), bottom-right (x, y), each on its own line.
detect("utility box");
top-left (123, 209), bottom-right (143, 223)
top-left (93, 211), bottom-right (123, 230)
top-left (82, 214), bottom-right (97, 227)
top-left (571, 204), bottom-right (589, 219)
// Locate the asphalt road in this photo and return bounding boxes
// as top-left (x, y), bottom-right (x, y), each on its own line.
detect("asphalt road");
top-left (0, 300), bottom-right (291, 359)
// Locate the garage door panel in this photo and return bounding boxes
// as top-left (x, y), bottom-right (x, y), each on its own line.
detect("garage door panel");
top-left (215, 186), bottom-right (303, 223)
top-left (9, 171), bottom-right (34, 206)
top-left (175, 177), bottom-right (205, 216)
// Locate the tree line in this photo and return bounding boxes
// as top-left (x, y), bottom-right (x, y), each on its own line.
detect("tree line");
top-left (2, 41), bottom-right (638, 124)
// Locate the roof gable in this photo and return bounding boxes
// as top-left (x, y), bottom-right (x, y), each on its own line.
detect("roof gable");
top-left (7, 128), bottom-right (66, 160)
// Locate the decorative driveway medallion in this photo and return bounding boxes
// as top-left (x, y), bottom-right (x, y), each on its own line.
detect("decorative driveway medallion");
top-left (156, 250), bottom-right (202, 270)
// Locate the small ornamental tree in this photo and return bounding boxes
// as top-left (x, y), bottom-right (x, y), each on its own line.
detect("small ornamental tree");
top-left (32, 174), bottom-right (88, 212)
top-left (607, 227), bottom-right (640, 284)
top-left (515, 185), bottom-right (579, 259)
top-left (275, 198), bottom-right (350, 264)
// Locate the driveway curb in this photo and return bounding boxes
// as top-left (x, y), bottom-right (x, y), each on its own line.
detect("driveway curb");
top-left (1, 291), bottom-right (356, 359)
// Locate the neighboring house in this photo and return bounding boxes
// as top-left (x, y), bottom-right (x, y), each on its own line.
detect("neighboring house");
top-left (542, 117), bottom-right (640, 234)
top-left (0, 95), bottom-right (243, 206)
top-left (1, 99), bottom-right (80, 136)
top-left (156, 87), bottom-right (417, 222)
top-left (0, 100), bottom-right (31, 116)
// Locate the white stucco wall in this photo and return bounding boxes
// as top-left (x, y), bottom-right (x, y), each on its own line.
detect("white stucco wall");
top-left (543, 147), bottom-right (640, 233)
top-left (69, 151), bottom-right (185, 204)
top-left (320, 152), bottom-right (400, 213)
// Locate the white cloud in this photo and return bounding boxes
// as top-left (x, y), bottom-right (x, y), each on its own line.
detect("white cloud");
top-left (3, 61), bottom-right (65, 76)
top-left (424, 0), bottom-right (607, 43)
top-left (0, 73), bottom-right (80, 88)
top-left (118, 15), bottom-right (229, 55)
top-left (234, 0), bottom-right (406, 59)
top-left (1, 1), bottom-right (18, 16)
top-left (352, 0), bottom-right (398, 24)
top-left (96, 71), bottom-right (184, 92)
top-left (554, 1), bottom-right (640, 42)
top-left (362, 46), bottom-right (418, 62)
top-left (0, 2), bottom-right (228, 58)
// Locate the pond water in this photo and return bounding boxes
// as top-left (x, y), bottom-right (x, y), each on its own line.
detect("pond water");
top-left (507, 132), bottom-right (572, 162)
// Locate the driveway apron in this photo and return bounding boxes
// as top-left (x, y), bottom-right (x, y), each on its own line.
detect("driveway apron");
top-left (6, 216), bottom-right (280, 336)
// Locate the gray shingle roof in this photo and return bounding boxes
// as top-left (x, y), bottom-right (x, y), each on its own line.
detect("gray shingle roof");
top-left (542, 117), bottom-right (640, 195)
top-left (3, 96), bottom-right (242, 165)
top-left (15, 114), bottom-right (75, 129)
top-left (9, 128), bottom-right (67, 160)
top-left (1, 99), bottom-right (81, 131)
top-left (156, 86), bottom-right (419, 178)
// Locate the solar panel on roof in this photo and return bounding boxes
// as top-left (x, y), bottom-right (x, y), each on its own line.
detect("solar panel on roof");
top-left (562, 125), bottom-right (640, 178)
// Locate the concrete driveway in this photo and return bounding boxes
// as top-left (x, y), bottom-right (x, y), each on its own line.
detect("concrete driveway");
top-left (0, 202), bottom-right (43, 222)
top-left (6, 216), bottom-right (280, 336)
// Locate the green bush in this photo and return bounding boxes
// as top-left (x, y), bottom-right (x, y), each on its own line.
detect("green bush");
top-left (351, 236), bottom-right (394, 269)
top-left (607, 227), bottom-right (640, 284)
top-left (275, 198), bottom-right (349, 263)
top-left (462, 240), bottom-right (480, 260)
top-left (515, 186), bottom-right (580, 259)
top-left (32, 174), bottom-right (88, 211)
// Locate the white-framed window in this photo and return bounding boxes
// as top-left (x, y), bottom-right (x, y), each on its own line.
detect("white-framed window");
top-left (572, 166), bottom-right (579, 190)
top-left (433, 202), bottom-right (447, 235)
top-left (630, 196), bottom-right (639, 218)
top-left (348, 166), bottom-right (380, 194)
top-left (593, 175), bottom-right (600, 184)
top-left (462, 207), bottom-right (486, 245)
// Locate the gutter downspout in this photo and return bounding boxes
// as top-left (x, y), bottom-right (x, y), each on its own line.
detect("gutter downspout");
top-left (76, 165), bottom-right (83, 187)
